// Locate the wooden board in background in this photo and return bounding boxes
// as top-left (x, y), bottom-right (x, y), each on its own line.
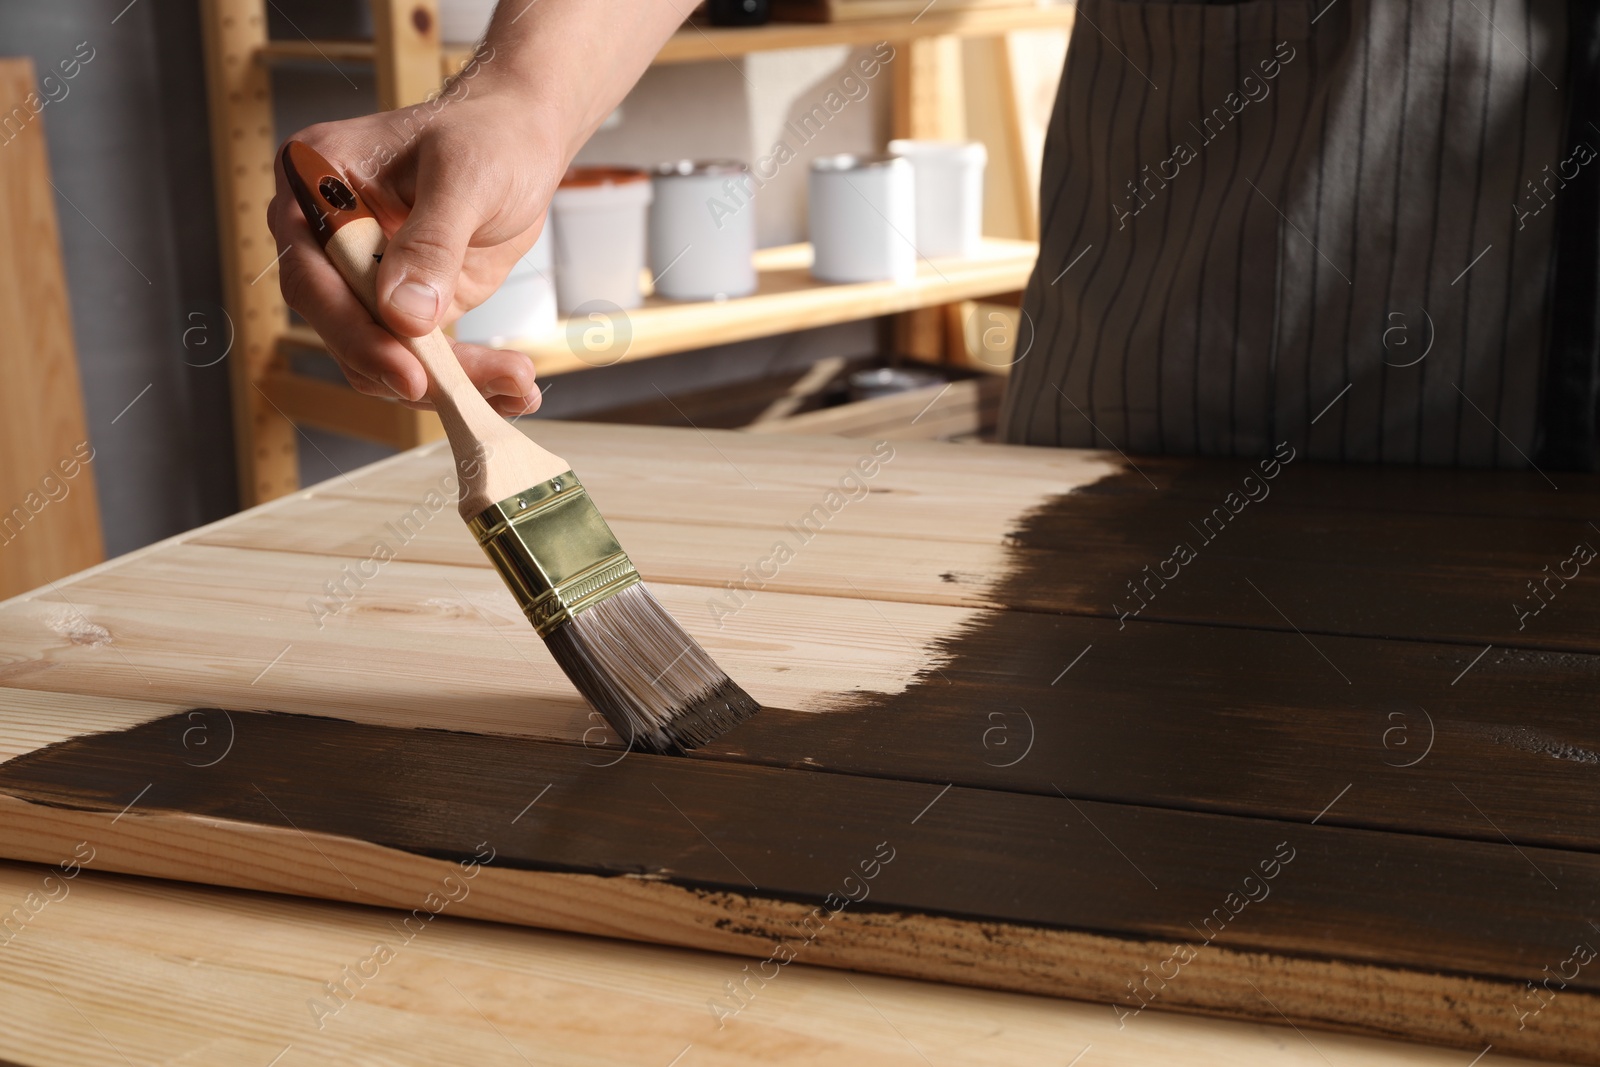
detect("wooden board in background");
top-left (0, 59), bottom-right (103, 600)
top-left (1, 423), bottom-right (1597, 1063)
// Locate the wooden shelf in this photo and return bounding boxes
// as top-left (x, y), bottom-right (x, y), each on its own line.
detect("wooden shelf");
top-left (218, 0), bottom-right (1065, 500)
top-left (255, 4), bottom-right (1076, 71)
top-left (282, 238), bottom-right (1036, 377)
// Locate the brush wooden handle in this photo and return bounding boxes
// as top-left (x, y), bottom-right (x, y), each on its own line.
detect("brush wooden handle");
top-left (281, 141), bottom-right (569, 520)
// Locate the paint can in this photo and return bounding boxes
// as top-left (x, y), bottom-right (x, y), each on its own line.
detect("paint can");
top-left (438, 0), bottom-right (495, 43)
top-left (550, 167), bottom-right (653, 314)
top-left (808, 154), bottom-right (916, 284)
top-left (649, 160), bottom-right (757, 302)
top-left (848, 367), bottom-right (945, 402)
top-left (707, 0), bottom-right (770, 25)
top-left (888, 139), bottom-right (987, 259)
top-left (454, 225), bottom-right (557, 346)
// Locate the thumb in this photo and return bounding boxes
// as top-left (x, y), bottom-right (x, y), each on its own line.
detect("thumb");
top-left (375, 163), bottom-right (482, 337)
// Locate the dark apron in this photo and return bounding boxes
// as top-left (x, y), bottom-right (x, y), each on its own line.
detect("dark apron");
top-left (1000, 0), bottom-right (1580, 467)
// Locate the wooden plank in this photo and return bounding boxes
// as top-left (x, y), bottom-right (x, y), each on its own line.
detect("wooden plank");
top-left (177, 445), bottom-right (1600, 652)
top-left (891, 35), bottom-right (966, 367)
top-left (0, 59), bottom-right (103, 600)
top-left (0, 707), bottom-right (1596, 1062)
top-left (312, 422), bottom-right (1586, 524)
top-left (371, 0), bottom-right (441, 110)
top-left (0, 862), bottom-right (1528, 1067)
top-left (281, 241), bottom-right (1037, 377)
top-left (260, 370), bottom-right (445, 450)
top-left (655, 5), bottom-right (1076, 61)
top-left (201, 0), bottom-right (300, 504)
top-left (0, 546), bottom-right (967, 733)
top-left (259, 6), bottom-right (1082, 70)
top-left (771, 0), bottom-right (1035, 24)
top-left (296, 421), bottom-right (1111, 507)
top-left (746, 377), bottom-right (1003, 439)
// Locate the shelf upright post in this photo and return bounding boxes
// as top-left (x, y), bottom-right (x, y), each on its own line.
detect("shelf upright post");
top-left (200, 0), bottom-right (300, 504)
top-left (891, 33), bottom-right (966, 367)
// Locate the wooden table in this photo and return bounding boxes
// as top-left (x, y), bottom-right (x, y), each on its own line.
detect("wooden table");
top-left (0, 859), bottom-right (1549, 1066)
top-left (0, 422), bottom-right (1595, 1064)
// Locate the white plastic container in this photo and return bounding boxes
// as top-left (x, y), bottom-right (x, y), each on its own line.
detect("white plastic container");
top-left (889, 137), bottom-right (985, 259)
top-left (550, 167), bottom-right (653, 314)
top-left (454, 225), bottom-right (556, 346)
top-left (438, 0), bottom-right (495, 43)
top-left (649, 160), bottom-right (757, 302)
top-left (888, 139), bottom-right (987, 259)
top-left (808, 154), bottom-right (916, 284)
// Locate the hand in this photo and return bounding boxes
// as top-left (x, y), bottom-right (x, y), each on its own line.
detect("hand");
top-left (268, 89), bottom-right (555, 417)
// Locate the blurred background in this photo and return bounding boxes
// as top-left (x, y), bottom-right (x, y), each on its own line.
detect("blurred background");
top-left (0, 0), bottom-right (1068, 589)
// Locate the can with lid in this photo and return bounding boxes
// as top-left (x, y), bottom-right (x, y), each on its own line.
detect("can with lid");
top-left (889, 139), bottom-right (987, 259)
top-left (550, 166), bottom-right (653, 314)
top-left (649, 160), bottom-right (757, 302)
top-left (808, 154), bottom-right (916, 285)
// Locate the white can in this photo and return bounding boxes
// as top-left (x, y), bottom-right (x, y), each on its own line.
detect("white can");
top-left (649, 160), bottom-right (757, 302)
top-left (888, 139), bottom-right (987, 259)
top-left (454, 224), bottom-right (556, 345)
top-left (550, 167), bottom-right (654, 315)
top-left (808, 154), bottom-right (916, 285)
top-left (438, 0), bottom-right (495, 43)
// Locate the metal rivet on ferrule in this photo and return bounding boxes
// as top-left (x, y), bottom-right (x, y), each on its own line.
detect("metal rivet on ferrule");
top-left (517, 499), bottom-right (528, 510)
top-left (551, 478), bottom-right (564, 491)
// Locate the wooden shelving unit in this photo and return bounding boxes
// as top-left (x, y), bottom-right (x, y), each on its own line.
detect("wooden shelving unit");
top-left (282, 238), bottom-right (1034, 376)
top-left (255, 6), bottom-right (1077, 70)
top-left (202, 0), bottom-right (1073, 505)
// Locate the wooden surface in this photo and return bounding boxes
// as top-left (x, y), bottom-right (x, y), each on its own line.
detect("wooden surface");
top-left (252, 6), bottom-right (1081, 69)
top-left (744, 376), bottom-right (1004, 439)
top-left (200, 0), bottom-right (300, 505)
top-left (0, 59), bottom-right (103, 600)
top-left (279, 239), bottom-right (1038, 382)
top-left (0, 862), bottom-right (1542, 1067)
top-left (1, 423), bottom-right (1597, 1062)
top-left (892, 34), bottom-right (967, 365)
top-left (371, 0), bottom-right (441, 111)
top-left (771, 0), bottom-right (1040, 24)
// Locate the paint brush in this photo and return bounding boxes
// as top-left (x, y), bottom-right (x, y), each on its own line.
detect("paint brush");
top-left (281, 141), bottom-right (759, 753)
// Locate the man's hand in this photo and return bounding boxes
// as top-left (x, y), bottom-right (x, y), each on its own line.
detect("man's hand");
top-left (266, 0), bottom-right (691, 418)
top-left (268, 91), bottom-right (553, 417)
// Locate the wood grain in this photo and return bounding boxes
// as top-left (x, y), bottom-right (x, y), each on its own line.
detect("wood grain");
top-left (1, 707), bottom-right (1597, 1062)
top-left (0, 860), bottom-right (1535, 1067)
top-left (0, 423), bottom-right (1594, 1062)
top-left (199, 0), bottom-right (299, 504)
top-left (0, 59), bottom-right (103, 600)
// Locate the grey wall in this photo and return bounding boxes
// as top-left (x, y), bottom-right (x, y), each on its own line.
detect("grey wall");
top-left (2, 2), bottom-right (890, 551)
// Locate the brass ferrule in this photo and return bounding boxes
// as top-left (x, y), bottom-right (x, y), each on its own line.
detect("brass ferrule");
top-left (467, 472), bottom-right (640, 638)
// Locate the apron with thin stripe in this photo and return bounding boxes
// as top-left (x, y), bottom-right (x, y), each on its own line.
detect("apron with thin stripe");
top-left (999, 0), bottom-right (1570, 467)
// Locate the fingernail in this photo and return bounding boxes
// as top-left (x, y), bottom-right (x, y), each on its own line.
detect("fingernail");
top-left (382, 372), bottom-right (416, 401)
top-left (486, 376), bottom-right (522, 396)
top-left (388, 279), bottom-right (440, 322)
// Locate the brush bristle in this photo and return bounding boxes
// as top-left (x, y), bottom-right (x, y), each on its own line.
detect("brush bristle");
top-left (543, 582), bottom-right (760, 754)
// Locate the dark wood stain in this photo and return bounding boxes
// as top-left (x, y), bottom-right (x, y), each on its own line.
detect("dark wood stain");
top-left (708, 462), bottom-right (1600, 852)
top-left (2, 707), bottom-right (1598, 994)
top-left (991, 461), bottom-right (1600, 649)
